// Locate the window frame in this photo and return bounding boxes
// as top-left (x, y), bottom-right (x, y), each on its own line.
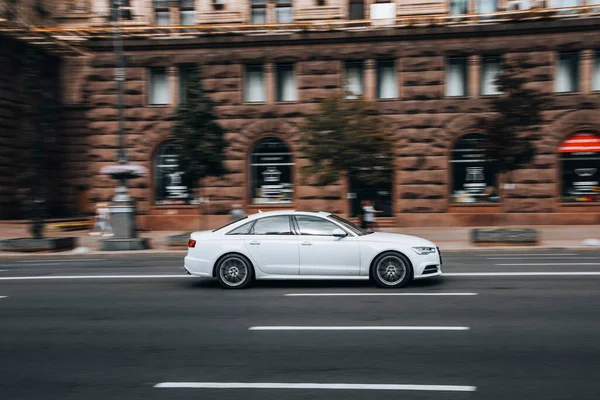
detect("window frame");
top-left (555, 52), bottom-right (580, 94)
top-left (153, 0), bottom-right (171, 26)
top-left (480, 55), bottom-right (502, 96)
top-left (343, 60), bottom-right (365, 99)
top-left (445, 56), bottom-right (469, 98)
top-left (148, 67), bottom-right (170, 106)
top-left (275, 63), bottom-right (298, 103)
top-left (250, 216), bottom-right (295, 235)
top-left (179, 0), bottom-right (196, 26)
top-left (244, 64), bottom-right (267, 103)
top-left (376, 59), bottom-right (398, 100)
top-left (250, 0), bottom-right (268, 24)
top-left (348, 0), bottom-right (365, 20)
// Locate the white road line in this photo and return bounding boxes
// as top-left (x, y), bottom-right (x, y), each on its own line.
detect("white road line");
top-left (285, 292), bottom-right (478, 297)
top-left (478, 253), bottom-right (578, 257)
top-left (487, 256), bottom-right (596, 260)
top-left (154, 382), bottom-right (477, 392)
top-left (0, 275), bottom-right (193, 281)
top-left (444, 272), bottom-right (600, 276)
top-left (0, 296), bottom-right (6, 299)
top-left (496, 263), bottom-right (600, 266)
top-left (249, 326), bottom-right (469, 331)
top-left (16, 259), bottom-right (105, 263)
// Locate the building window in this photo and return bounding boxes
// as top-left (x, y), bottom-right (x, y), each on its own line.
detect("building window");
top-left (154, 141), bottom-right (192, 205)
top-left (559, 133), bottom-right (600, 203)
top-left (178, 65), bottom-right (196, 103)
top-left (250, 137), bottom-right (295, 205)
top-left (593, 50), bottom-right (600, 91)
top-left (480, 56), bottom-right (501, 96)
top-left (149, 67), bottom-right (170, 105)
top-left (349, 0), bottom-right (365, 19)
top-left (449, 0), bottom-right (468, 14)
top-left (344, 61), bottom-right (364, 98)
top-left (276, 64), bottom-right (298, 102)
top-left (376, 60), bottom-right (397, 99)
top-left (446, 57), bottom-right (468, 97)
top-left (555, 52), bottom-right (580, 93)
top-left (153, 0), bottom-right (170, 26)
top-left (180, 0), bottom-right (195, 25)
top-left (451, 134), bottom-right (500, 204)
top-left (250, 0), bottom-right (267, 24)
top-left (476, 0), bottom-right (497, 14)
top-left (109, 0), bottom-right (133, 21)
top-left (276, 0), bottom-right (293, 23)
top-left (244, 64), bottom-right (266, 103)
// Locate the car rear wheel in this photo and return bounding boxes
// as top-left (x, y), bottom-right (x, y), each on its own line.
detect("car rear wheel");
top-left (216, 254), bottom-right (253, 289)
top-left (371, 252), bottom-right (413, 289)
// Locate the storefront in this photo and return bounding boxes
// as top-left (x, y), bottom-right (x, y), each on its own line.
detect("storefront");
top-left (154, 140), bottom-right (192, 206)
top-left (450, 133), bottom-right (500, 204)
top-left (249, 137), bottom-right (295, 205)
top-left (559, 133), bottom-right (600, 203)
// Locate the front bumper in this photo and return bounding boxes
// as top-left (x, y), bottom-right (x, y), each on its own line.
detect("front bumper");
top-left (412, 248), bottom-right (443, 279)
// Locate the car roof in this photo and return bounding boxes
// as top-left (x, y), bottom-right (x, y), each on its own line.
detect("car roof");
top-left (246, 210), bottom-right (331, 220)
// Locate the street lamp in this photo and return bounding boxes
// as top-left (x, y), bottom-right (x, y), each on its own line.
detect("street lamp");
top-left (99, 0), bottom-right (149, 251)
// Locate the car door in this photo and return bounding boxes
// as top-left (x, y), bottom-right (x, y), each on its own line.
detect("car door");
top-left (243, 215), bottom-right (300, 275)
top-left (294, 215), bottom-right (360, 276)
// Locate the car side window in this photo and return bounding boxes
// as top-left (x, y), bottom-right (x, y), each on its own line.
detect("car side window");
top-left (227, 221), bottom-right (254, 235)
top-left (252, 216), bottom-right (293, 235)
top-left (295, 216), bottom-right (341, 236)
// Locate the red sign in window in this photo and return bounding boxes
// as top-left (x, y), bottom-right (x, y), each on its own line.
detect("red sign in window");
top-left (559, 133), bottom-right (600, 153)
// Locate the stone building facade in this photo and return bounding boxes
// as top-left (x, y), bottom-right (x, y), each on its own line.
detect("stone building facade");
top-left (1, 0), bottom-right (600, 229)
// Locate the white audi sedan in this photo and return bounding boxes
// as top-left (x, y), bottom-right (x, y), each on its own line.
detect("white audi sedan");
top-left (184, 210), bottom-right (442, 289)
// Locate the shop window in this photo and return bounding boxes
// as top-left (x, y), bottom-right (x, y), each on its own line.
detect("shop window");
top-left (555, 52), bottom-right (579, 93)
top-left (276, 64), bottom-right (298, 102)
top-left (348, 169), bottom-right (393, 218)
top-left (480, 56), bottom-right (501, 96)
top-left (153, 0), bottom-right (171, 26)
top-left (376, 60), bottom-right (398, 99)
top-left (559, 133), bottom-right (600, 203)
top-left (149, 67), bottom-right (170, 105)
top-left (593, 50), bottom-right (600, 92)
top-left (344, 61), bottom-right (364, 98)
top-left (349, 0), bottom-right (365, 20)
top-left (451, 133), bottom-right (500, 204)
top-left (446, 57), bottom-right (468, 97)
top-left (276, 0), bottom-right (294, 23)
top-left (244, 64), bottom-right (266, 103)
top-left (154, 141), bottom-right (192, 205)
top-left (250, 137), bottom-right (294, 205)
top-left (250, 0), bottom-right (267, 24)
top-left (180, 0), bottom-right (195, 25)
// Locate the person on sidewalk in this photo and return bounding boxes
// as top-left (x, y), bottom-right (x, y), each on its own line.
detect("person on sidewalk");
top-left (229, 204), bottom-right (246, 222)
top-left (362, 200), bottom-right (382, 231)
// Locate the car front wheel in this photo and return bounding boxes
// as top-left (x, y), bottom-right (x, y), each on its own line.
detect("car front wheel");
top-left (372, 252), bottom-right (413, 289)
top-left (216, 254), bottom-right (254, 289)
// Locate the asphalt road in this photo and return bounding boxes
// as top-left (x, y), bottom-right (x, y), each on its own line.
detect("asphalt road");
top-left (1, 250), bottom-right (600, 400)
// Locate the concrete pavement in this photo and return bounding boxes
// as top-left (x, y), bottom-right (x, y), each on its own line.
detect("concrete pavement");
top-left (0, 222), bottom-right (599, 257)
top-left (1, 251), bottom-right (600, 400)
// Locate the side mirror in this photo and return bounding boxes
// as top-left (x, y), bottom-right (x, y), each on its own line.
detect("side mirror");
top-left (332, 228), bottom-right (348, 238)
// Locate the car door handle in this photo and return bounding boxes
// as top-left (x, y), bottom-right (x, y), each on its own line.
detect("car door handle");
top-left (249, 241), bottom-right (261, 245)
top-left (301, 241), bottom-right (312, 246)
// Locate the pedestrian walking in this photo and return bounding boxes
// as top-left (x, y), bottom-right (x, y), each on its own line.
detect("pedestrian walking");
top-left (362, 200), bottom-right (382, 231)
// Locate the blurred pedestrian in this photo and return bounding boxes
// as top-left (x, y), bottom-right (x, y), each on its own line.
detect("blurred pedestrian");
top-left (229, 203), bottom-right (245, 222)
top-left (362, 200), bottom-right (381, 231)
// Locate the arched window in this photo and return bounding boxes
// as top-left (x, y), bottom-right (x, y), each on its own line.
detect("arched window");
top-left (451, 133), bottom-right (500, 204)
top-left (559, 133), bottom-right (600, 203)
top-left (154, 141), bottom-right (192, 206)
top-left (250, 137), bottom-right (294, 205)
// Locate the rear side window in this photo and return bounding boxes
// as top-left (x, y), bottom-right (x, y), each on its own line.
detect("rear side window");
top-left (295, 215), bottom-right (340, 236)
top-left (252, 216), bottom-right (293, 235)
top-left (227, 221), bottom-right (254, 235)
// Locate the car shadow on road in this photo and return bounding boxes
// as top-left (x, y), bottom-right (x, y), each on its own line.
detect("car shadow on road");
top-left (181, 277), bottom-right (445, 291)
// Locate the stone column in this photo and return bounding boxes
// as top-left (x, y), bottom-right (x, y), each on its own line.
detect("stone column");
top-left (581, 49), bottom-right (593, 93)
top-left (265, 62), bottom-right (275, 103)
top-left (168, 65), bottom-right (178, 105)
top-left (469, 55), bottom-right (480, 98)
top-left (365, 59), bottom-right (376, 101)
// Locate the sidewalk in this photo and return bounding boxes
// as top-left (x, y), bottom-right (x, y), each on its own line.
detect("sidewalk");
top-left (0, 222), bottom-right (598, 257)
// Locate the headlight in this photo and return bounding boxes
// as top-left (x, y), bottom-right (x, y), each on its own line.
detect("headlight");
top-left (412, 246), bottom-right (436, 255)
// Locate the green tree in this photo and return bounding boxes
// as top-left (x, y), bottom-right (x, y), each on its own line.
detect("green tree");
top-left (299, 92), bottom-right (395, 187)
top-left (16, 47), bottom-right (61, 239)
top-left (171, 66), bottom-right (227, 218)
top-left (479, 60), bottom-right (552, 181)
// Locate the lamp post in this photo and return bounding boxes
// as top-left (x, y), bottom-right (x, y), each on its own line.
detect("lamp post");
top-left (100, 0), bottom-right (149, 251)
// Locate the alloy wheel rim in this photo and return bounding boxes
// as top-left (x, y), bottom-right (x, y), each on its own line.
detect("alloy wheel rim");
top-left (219, 257), bottom-right (248, 287)
top-left (376, 255), bottom-right (407, 285)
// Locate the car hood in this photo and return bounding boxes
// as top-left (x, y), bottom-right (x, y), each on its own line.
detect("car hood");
top-left (361, 232), bottom-right (436, 247)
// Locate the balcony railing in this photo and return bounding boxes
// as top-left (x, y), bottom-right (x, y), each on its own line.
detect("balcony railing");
top-left (30, 4), bottom-right (600, 40)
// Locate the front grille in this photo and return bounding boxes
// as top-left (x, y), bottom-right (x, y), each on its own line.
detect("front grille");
top-left (423, 265), bottom-right (439, 274)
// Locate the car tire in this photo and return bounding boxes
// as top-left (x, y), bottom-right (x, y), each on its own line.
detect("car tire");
top-left (371, 251), bottom-right (413, 289)
top-left (215, 254), bottom-right (254, 289)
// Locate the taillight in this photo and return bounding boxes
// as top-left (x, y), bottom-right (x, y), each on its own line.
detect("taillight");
top-left (188, 239), bottom-right (196, 248)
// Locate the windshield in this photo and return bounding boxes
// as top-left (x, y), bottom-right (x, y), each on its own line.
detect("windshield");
top-left (329, 214), bottom-right (370, 236)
